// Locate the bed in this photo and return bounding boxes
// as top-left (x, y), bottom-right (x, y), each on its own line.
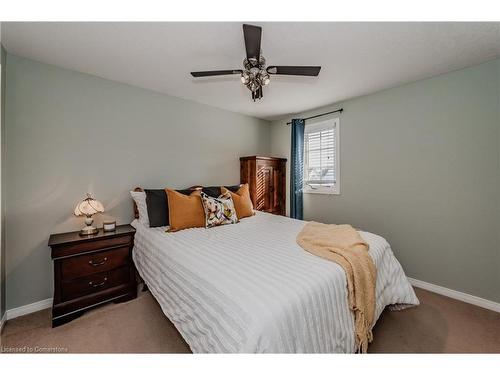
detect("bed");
top-left (132, 211), bottom-right (419, 353)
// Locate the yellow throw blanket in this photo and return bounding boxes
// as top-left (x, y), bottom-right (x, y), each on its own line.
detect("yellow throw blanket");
top-left (296, 222), bottom-right (377, 353)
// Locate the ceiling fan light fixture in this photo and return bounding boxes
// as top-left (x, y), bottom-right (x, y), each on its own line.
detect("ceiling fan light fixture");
top-left (248, 81), bottom-right (259, 92)
top-left (259, 71), bottom-right (270, 86)
top-left (240, 71), bottom-right (250, 84)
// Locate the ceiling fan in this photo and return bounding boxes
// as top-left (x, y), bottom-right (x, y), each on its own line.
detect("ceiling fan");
top-left (190, 24), bottom-right (321, 101)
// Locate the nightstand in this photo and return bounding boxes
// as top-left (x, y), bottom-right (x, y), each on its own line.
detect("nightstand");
top-left (48, 225), bottom-right (137, 327)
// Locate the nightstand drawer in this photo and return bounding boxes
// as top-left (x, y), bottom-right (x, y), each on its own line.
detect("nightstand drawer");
top-left (61, 246), bottom-right (130, 280)
top-left (61, 267), bottom-right (131, 301)
top-left (52, 235), bottom-right (132, 258)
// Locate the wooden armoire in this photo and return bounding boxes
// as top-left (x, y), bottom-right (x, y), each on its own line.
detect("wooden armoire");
top-left (240, 156), bottom-right (287, 216)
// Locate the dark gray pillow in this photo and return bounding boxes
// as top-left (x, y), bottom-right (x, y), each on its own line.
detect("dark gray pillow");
top-left (145, 188), bottom-right (193, 227)
top-left (226, 184), bottom-right (242, 193)
top-left (202, 186), bottom-right (222, 197)
top-left (202, 185), bottom-right (241, 198)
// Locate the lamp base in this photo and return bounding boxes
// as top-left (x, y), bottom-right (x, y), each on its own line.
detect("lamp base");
top-left (79, 225), bottom-right (99, 236)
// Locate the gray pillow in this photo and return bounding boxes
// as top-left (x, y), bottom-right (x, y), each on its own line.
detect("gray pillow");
top-left (145, 188), bottom-right (194, 227)
top-left (202, 185), bottom-right (241, 198)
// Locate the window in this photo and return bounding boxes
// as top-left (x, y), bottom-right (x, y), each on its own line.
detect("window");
top-left (303, 118), bottom-right (340, 194)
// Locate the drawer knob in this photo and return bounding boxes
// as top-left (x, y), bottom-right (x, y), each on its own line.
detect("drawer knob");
top-left (89, 277), bottom-right (107, 288)
top-left (88, 257), bottom-right (108, 266)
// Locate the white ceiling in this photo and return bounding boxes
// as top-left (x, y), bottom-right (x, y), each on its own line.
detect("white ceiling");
top-left (2, 22), bottom-right (500, 121)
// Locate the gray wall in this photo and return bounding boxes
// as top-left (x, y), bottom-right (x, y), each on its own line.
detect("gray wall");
top-left (498, 60), bottom-right (500, 284)
top-left (5, 55), bottom-right (270, 310)
top-left (4, 52), bottom-right (500, 310)
top-left (271, 59), bottom-right (500, 303)
top-left (1, 45), bottom-right (6, 319)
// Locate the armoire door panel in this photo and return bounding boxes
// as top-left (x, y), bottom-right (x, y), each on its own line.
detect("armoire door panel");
top-left (272, 168), bottom-right (280, 213)
top-left (240, 156), bottom-right (287, 216)
top-left (257, 166), bottom-right (272, 212)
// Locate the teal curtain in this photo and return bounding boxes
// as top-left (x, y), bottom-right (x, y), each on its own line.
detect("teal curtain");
top-left (290, 119), bottom-right (305, 220)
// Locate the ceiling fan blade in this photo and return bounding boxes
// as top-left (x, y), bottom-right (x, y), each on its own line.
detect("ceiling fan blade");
top-left (191, 70), bottom-right (242, 77)
top-left (243, 24), bottom-right (262, 61)
top-left (266, 66), bottom-right (321, 76)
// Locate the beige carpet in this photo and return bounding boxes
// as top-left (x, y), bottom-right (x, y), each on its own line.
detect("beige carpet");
top-left (1, 287), bottom-right (499, 353)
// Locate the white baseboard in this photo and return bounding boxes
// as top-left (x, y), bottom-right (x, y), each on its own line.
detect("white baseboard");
top-left (408, 277), bottom-right (500, 313)
top-left (5, 298), bottom-right (53, 320)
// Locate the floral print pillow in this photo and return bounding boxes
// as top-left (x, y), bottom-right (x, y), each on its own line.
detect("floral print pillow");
top-left (200, 191), bottom-right (239, 228)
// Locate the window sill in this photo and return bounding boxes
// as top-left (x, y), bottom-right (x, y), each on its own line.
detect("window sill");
top-left (303, 189), bottom-right (340, 195)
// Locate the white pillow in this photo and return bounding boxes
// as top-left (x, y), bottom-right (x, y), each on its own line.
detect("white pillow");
top-left (130, 191), bottom-right (150, 227)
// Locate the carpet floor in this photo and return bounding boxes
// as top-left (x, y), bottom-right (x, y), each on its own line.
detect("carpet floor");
top-left (1, 287), bottom-right (499, 353)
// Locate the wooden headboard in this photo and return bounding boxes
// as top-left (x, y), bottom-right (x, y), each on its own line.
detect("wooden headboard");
top-left (133, 187), bottom-right (143, 219)
top-left (132, 186), bottom-right (203, 219)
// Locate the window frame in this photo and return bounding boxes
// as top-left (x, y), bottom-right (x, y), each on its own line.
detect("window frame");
top-left (303, 117), bottom-right (340, 195)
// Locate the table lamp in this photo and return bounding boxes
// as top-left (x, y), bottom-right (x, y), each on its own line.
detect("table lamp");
top-left (74, 193), bottom-right (104, 235)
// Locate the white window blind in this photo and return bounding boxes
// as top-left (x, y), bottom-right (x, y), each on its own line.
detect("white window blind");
top-left (303, 118), bottom-right (339, 194)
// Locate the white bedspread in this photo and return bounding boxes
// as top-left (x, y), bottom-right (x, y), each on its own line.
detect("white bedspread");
top-left (132, 212), bottom-right (418, 353)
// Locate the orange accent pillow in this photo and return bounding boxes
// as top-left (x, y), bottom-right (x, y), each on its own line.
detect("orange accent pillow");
top-left (221, 184), bottom-right (255, 219)
top-left (165, 189), bottom-right (205, 232)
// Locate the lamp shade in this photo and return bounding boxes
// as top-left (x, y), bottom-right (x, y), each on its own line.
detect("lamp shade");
top-left (74, 193), bottom-right (104, 217)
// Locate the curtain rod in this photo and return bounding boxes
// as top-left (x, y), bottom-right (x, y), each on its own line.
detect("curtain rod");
top-left (286, 108), bottom-right (343, 125)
